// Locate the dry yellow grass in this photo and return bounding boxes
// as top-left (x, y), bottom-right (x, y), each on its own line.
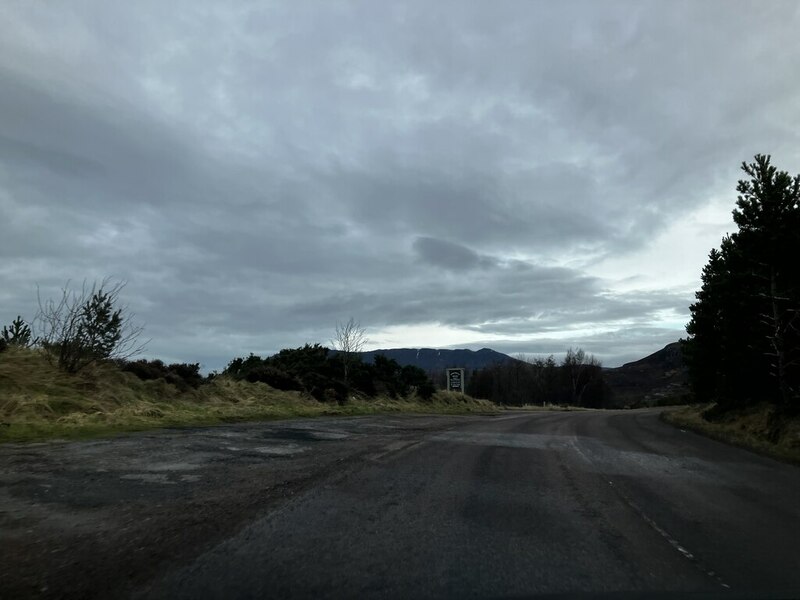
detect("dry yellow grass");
top-left (662, 403), bottom-right (800, 465)
top-left (0, 347), bottom-right (495, 442)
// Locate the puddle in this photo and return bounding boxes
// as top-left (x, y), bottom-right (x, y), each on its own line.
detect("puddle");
top-left (252, 444), bottom-right (307, 456)
top-left (306, 431), bottom-right (349, 440)
top-left (120, 473), bottom-right (175, 485)
top-left (266, 429), bottom-right (350, 442)
top-left (147, 462), bottom-right (203, 472)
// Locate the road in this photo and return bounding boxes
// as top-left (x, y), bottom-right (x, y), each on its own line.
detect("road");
top-left (2, 409), bottom-right (799, 598)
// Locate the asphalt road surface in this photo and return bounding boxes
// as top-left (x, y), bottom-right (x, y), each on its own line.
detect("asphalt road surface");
top-left (2, 409), bottom-right (799, 599)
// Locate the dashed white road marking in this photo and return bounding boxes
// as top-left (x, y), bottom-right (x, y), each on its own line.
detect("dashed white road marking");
top-left (608, 479), bottom-right (731, 590)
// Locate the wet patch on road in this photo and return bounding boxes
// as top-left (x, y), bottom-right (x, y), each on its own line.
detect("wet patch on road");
top-left (262, 429), bottom-right (351, 442)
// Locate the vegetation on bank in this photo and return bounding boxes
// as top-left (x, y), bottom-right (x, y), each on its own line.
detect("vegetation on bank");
top-left (662, 403), bottom-right (800, 465)
top-left (1, 283), bottom-right (481, 442)
top-left (223, 343), bottom-right (436, 403)
top-left (0, 347), bottom-right (495, 443)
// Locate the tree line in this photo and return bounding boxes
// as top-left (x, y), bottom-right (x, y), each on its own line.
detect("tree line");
top-left (683, 154), bottom-right (800, 415)
top-left (465, 348), bottom-right (609, 407)
top-left (223, 344), bottom-right (436, 403)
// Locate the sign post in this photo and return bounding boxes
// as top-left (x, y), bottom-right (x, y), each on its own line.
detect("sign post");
top-left (446, 368), bottom-right (465, 393)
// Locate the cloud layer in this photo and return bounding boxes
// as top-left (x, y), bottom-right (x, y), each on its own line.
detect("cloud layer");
top-left (2, 1), bottom-right (799, 368)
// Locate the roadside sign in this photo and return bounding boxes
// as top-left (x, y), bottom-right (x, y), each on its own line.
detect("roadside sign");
top-left (446, 368), bottom-right (465, 393)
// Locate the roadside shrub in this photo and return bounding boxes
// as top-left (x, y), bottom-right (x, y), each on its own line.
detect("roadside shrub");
top-left (119, 358), bottom-right (159, 381)
top-left (243, 365), bottom-right (303, 391)
top-left (166, 362), bottom-right (204, 389)
top-left (348, 363), bottom-right (377, 396)
top-left (0, 339), bottom-right (7, 354)
top-left (224, 345), bottom-right (437, 403)
top-left (267, 344), bottom-right (333, 377)
top-left (300, 371), bottom-right (347, 404)
top-left (118, 358), bottom-right (204, 391)
top-left (401, 364), bottom-right (436, 399)
top-left (416, 379), bottom-right (437, 400)
top-left (36, 279), bottom-right (146, 373)
top-left (2, 316), bottom-right (35, 348)
top-left (223, 353), bottom-right (265, 379)
top-left (370, 355), bottom-right (437, 398)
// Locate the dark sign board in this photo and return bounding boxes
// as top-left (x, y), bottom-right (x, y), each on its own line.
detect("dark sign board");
top-left (446, 368), bottom-right (465, 393)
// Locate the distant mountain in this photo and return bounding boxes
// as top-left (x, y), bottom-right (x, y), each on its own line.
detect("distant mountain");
top-left (358, 347), bottom-right (517, 372)
top-left (358, 343), bottom-right (689, 407)
top-left (604, 342), bottom-right (689, 407)
top-left (618, 342), bottom-right (685, 371)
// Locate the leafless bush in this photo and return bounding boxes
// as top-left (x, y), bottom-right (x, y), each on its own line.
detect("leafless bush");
top-left (331, 317), bottom-right (368, 385)
top-left (36, 278), bottom-right (148, 373)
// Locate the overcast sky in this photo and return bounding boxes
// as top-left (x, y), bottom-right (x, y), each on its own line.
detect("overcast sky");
top-left (2, 1), bottom-right (799, 370)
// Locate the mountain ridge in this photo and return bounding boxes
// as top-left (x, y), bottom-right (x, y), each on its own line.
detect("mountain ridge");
top-left (358, 347), bottom-right (517, 372)
top-left (604, 341), bottom-right (689, 406)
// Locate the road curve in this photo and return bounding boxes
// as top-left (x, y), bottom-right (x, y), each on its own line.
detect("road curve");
top-left (137, 409), bottom-right (800, 598)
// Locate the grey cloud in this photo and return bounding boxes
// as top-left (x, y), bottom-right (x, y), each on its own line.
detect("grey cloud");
top-left (412, 237), bottom-right (483, 271)
top-left (1, 1), bottom-right (798, 371)
top-left (284, 257), bottom-right (688, 345)
top-left (0, 134), bottom-right (104, 178)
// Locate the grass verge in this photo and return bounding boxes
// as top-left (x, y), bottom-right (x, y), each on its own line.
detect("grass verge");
top-left (661, 403), bottom-right (800, 465)
top-left (0, 347), bottom-right (496, 443)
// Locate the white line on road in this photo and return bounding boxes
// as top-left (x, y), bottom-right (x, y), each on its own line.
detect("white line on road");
top-left (607, 479), bottom-right (731, 590)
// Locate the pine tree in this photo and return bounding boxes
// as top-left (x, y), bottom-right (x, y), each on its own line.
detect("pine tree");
top-left (685, 155), bottom-right (800, 412)
top-left (1, 316), bottom-right (34, 347)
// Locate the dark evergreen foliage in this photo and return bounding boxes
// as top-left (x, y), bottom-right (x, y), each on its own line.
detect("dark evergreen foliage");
top-left (684, 155), bottom-right (800, 413)
top-left (118, 358), bottom-right (205, 391)
top-left (1, 316), bottom-right (35, 347)
top-left (242, 365), bottom-right (304, 391)
top-left (222, 345), bottom-right (438, 403)
top-left (77, 292), bottom-right (123, 361)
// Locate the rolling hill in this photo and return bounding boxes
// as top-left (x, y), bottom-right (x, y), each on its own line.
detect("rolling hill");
top-left (358, 347), bottom-right (518, 372)
top-left (603, 342), bottom-right (689, 406)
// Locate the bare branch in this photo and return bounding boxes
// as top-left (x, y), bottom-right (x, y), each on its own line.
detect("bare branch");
top-left (35, 278), bottom-right (148, 372)
top-left (331, 318), bottom-right (368, 386)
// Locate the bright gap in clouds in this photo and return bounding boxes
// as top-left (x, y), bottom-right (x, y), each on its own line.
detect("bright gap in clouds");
top-left (368, 324), bottom-right (492, 350)
top-left (591, 193), bottom-right (737, 293)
